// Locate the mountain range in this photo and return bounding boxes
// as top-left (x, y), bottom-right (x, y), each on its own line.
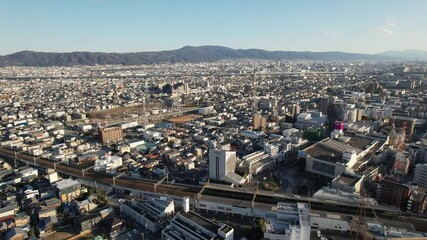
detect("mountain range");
top-left (0, 46), bottom-right (425, 67)
top-left (377, 50), bottom-right (427, 61)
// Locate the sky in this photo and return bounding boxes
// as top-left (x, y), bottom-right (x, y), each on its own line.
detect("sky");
top-left (0, 0), bottom-right (426, 55)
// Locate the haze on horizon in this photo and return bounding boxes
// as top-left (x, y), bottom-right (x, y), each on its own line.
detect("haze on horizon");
top-left (0, 0), bottom-right (426, 55)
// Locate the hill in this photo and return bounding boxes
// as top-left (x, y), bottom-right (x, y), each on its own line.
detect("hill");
top-left (377, 50), bottom-right (427, 61)
top-left (0, 46), bottom-right (391, 67)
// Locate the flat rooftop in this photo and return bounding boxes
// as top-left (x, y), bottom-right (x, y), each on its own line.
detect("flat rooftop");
top-left (180, 211), bottom-right (219, 235)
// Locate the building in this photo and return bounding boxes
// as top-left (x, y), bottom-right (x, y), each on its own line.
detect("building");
top-left (327, 102), bottom-right (346, 126)
top-left (392, 151), bottom-right (411, 177)
top-left (46, 169), bottom-right (59, 184)
top-left (241, 150), bottom-right (273, 176)
top-left (18, 166), bottom-right (38, 179)
top-left (303, 135), bottom-right (384, 178)
top-left (209, 149), bottom-right (245, 185)
top-left (162, 211), bottom-right (234, 240)
top-left (407, 186), bottom-right (427, 214)
top-left (93, 154), bottom-right (123, 172)
top-left (415, 133), bottom-right (427, 163)
top-left (317, 97), bottom-right (331, 114)
top-left (53, 179), bottom-right (81, 203)
top-left (77, 212), bottom-right (102, 232)
top-left (100, 217), bottom-right (125, 239)
top-left (294, 110), bottom-right (327, 129)
top-left (98, 126), bottom-right (123, 144)
top-left (120, 197), bottom-right (174, 233)
top-left (389, 116), bottom-right (415, 137)
top-left (264, 202), bottom-right (311, 240)
top-left (252, 113), bottom-right (267, 130)
top-left (414, 163), bottom-right (427, 188)
top-left (288, 104), bottom-right (301, 118)
top-left (365, 82), bottom-right (382, 94)
top-left (376, 176), bottom-right (411, 211)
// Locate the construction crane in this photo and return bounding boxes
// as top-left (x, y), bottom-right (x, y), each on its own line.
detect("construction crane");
top-left (350, 181), bottom-right (375, 240)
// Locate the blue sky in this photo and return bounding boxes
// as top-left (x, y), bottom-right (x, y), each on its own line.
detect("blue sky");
top-left (0, 0), bottom-right (426, 54)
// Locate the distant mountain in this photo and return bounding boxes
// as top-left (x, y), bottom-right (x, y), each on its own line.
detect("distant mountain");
top-left (0, 46), bottom-right (392, 67)
top-left (377, 50), bottom-right (427, 61)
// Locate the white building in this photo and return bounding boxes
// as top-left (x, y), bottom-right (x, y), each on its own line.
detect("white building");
top-left (121, 197), bottom-right (175, 233)
top-left (209, 149), bottom-right (245, 185)
top-left (93, 155), bottom-right (123, 172)
top-left (162, 211), bottom-right (234, 240)
top-left (294, 111), bottom-right (327, 129)
top-left (264, 143), bottom-right (280, 159)
top-left (413, 163), bottom-right (427, 188)
top-left (264, 202), bottom-right (311, 240)
top-left (18, 167), bottom-right (38, 179)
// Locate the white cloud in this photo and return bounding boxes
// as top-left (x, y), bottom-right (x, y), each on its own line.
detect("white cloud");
top-left (323, 31), bottom-right (338, 36)
top-left (386, 20), bottom-right (396, 28)
top-left (370, 28), bottom-right (393, 35)
top-left (369, 20), bottom-right (396, 35)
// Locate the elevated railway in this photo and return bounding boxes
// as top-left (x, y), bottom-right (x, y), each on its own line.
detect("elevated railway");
top-left (1, 146), bottom-right (427, 231)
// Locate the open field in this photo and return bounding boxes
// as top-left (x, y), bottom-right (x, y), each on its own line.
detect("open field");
top-left (167, 114), bottom-right (203, 124)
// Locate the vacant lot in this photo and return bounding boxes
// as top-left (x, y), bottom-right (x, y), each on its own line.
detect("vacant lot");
top-left (167, 114), bottom-right (203, 124)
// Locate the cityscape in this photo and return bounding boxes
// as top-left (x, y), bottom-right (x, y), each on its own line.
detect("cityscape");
top-left (1, 1), bottom-right (427, 240)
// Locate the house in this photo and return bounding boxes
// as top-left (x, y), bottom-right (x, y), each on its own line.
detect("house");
top-left (5, 227), bottom-right (28, 240)
top-left (71, 197), bottom-right (98, 214)
top-left (100, 217), bottom-right (125, 238)
top-left (37, 215), bottom-right (58, 237)
top-left (54, 179), bottom-right (81, 203)
top-left (76, 213), bottom-right (102, 232)
top-left (14, 213), bottom-right (30, 227)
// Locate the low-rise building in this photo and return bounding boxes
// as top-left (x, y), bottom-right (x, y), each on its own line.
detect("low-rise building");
top-left (53, 179), bottom-right (81, 203)
top-left (162, 211), bottom-right (234, 240)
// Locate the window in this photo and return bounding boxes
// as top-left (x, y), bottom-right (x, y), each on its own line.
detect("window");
top-left (312, 160), bottom-right (335, 176)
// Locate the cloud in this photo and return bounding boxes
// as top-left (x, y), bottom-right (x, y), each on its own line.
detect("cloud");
top-left (323, 31), bottom-right (338, 36)
top-left (370, 27), bottom-right (393, 35)
top-left (369, 20), bottom-right (396, 35)
top-left (386, 20), bottom-right (396, 28)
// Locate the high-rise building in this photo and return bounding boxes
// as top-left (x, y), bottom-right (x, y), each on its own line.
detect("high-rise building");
top-left (208, 149), bottom-right (245, 185)
top-left (288, 104), bottom-right (301, 118)
top-left (414, 163), bottom-right (427, 188)
top-left (318, 97), bottom-right (331, 114)
top-left (327, 102), bottom-right (346, 126)
top-left (252, 113), bottom-right (267, 130)
top-left (365, 82), bottom-right (382, 94)
top-left (98, 127), bottom-right (123, 144)
top-left (209, 149), bottom-right (237, 181)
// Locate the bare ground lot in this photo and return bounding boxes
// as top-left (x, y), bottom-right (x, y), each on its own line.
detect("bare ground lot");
top-left (167, 114), bottom-right (203, 124)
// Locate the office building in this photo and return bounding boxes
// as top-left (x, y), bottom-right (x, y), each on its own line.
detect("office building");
top-left (209, 149), bottom-right (245, 185)
top-left (414, 163), bottom-right (427, 188)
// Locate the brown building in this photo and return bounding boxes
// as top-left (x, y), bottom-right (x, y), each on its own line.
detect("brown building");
top-left (376, 176), bottom-right (411, 211)
top-left (252, 113), bottom-right (267, 130)
top-left (98, 127), bottom-right (123, 144)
